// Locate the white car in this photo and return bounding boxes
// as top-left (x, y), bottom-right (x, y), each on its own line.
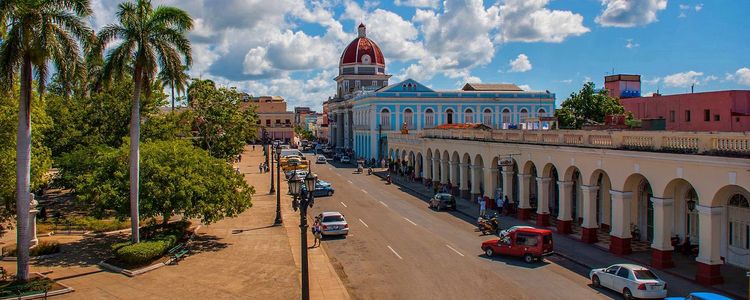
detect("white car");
top-left (318, 212), bottom-right (348, 236)
top-left (316, 155), bottom-right (327, 164)
top-left (590, 264), bottom-right (667, 300)
top-left (340, 156), bottom-right (351, 163)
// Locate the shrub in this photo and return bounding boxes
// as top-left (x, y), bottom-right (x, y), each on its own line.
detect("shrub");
top-left (3, 241), bottom-right (61, 257)
top-left (113, 235), bottom-right (177, 266)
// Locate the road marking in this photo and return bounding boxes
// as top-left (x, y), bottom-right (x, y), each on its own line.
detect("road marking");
top-left (379, 201), bottom-right (389, 207)
top-left (347, 180), bottom-right (353, 184)
top-left (358, 219), bottom-right (369, 228)
top-left (361, 189), bottom-right (368, 194)
top-left (403, 218), bottom-right (417, 226)
top-left (387, 245), bottom-right (403, 260)
top-left (340, 202), bottom-right (347, 208)
top-left (445, 244), bottom-right (465, 257)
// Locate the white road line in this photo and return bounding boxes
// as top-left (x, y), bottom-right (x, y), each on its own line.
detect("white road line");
top-left (340, 202), bottom-right (347, 208)
top-left (403, 218), bottom-right (417, 226)
top-left (358, 219), bottom-right (369, 228)
top-left (379, 201), bottom-right (389, 207)
top-left (387, 245), bottom-right (403, 260)
top-left (361, 189), bottom-right (368, 194)
top-left (347, 180), bottom-right (353, 184)
top-left (445, 244), bottom-right (465, 257)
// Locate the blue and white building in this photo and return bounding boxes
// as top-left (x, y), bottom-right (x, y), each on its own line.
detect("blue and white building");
top-left (328, 24), bottom-right (556, 160)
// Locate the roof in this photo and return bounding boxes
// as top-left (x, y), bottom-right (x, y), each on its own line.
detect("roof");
top-left (613, 263), bottom-right (649, 270)
top-left (320, 211), bottom-right (343, 217)
top-left (511, 227), bottom-right (552, 234)
top-left (340, 37), bottom-right (385, 66)
top-left (435, 123), bottom-right (493, 130)
top-left (462, 83), bottom-right (523, 91)
top-left (605, 74), bottom-right (641, 82)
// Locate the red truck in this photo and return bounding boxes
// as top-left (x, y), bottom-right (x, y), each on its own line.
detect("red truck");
top-left (481, 227), bottom-right (554, 263)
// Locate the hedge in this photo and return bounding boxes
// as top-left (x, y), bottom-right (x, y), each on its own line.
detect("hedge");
top-left (112, 234), bottom-right (177, 266)
top-left (3, 241), bottom-right (61, 257)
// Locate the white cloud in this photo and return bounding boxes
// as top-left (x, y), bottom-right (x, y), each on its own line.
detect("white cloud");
top-left (492, 0), bottom-right (589, 43)
top-left (663, 71), bottom-right (704, 87)
top-left (596, 0), bottom-right (668, 27)
top-left (559, 79), bottom-right (573, 84)
top-left (509, 54), bottom-right (532, 72)
top-left (725, 68), bottom-right (750, 86)
top-left (694, 4), bottom-right (703, 11)
top-left (643, 77), bottom-right (661, 85)
top-left (583, 76), bottom-right (592, 83)
top-left (343, 3), bottom-right (427, 61)
top-left (518, 84), bottom-right (532, 91)
top-left (626, 39), bottom-right (640, 49)
top-left (394, 0), bottom-right (440, 8)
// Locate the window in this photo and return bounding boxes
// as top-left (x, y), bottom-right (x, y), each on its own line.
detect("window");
top-left (464, 108), bottom-right (474, 123)
top-left (380, 109), bottom-right (391, 130)
top-left (685, 110), bottom-right (691, 122)
top-left (355, 80), bottom-right (361, 90)
top-left (425, 109), bottom-right (435, 128)
top-left (266, 119), bottom-right (271, 126)
top-left (605, 267), bottom-right (619, 275)
top-left (343, 80), bottom-right (350, 92)
top-left (483, 109), bottom-right (493, 126)
top-left (704, 109), bottom-right (710, 121)
top-left (669, 110), bottom-right (675, 122)
top-left (275, 119), bottom-right (281, 124)
top-left (502, 108), bottom-right (511, 124)
top-left (714, 114), bottom-right (721, 121)
top-left (616, 268), bottom-right (630, 279)
top-left (633, 270), bottom-right (658, 280)
top-left (403, 108), bottom-right (414, 129)
top-left (446, 109), bottom-right (454, 124)
top-left (516, 233), bottom-right (538, 246)
top-left (520, 108), bottom-right (529, 123)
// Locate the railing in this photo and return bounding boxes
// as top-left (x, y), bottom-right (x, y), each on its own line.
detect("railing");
top-left (388, 129), bottom-right (750, 156)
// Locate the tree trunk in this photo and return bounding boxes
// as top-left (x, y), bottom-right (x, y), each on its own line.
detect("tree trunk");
top-left (15, 54), bottom-right (33, 281)
top-left (130, 62), bottom-right (144, 243)
top-left (170, 81), bottom-right (175, 111)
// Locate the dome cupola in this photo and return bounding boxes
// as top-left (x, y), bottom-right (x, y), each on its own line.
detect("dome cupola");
top-left (339, 23), bottom-right (385, 68)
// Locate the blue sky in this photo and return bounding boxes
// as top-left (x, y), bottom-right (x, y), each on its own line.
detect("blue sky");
top-left (92, 0), bottom-right (750, 109)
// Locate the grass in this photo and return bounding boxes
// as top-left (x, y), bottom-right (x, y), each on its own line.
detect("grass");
top-left (37, 216), bottom-right (129, 234)
top-left (0, 277), bottom-right (61, 298)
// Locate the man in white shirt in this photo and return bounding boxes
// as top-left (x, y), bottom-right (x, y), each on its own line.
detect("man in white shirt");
top-left (478, 196), bottom-right (486, 217)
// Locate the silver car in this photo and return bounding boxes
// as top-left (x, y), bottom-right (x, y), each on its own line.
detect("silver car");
top-left (590, 263), bottom-right (667, 300)
top-left (318, 212), bottom-right (348, 236)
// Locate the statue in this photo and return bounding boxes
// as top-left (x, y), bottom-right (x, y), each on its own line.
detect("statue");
top-left (400, 122), bottom-right (409, 134)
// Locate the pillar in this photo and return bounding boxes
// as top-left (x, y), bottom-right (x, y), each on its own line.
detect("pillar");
top-left (609, 190), bottom-right (633, 255)
top-left (557, 181), bottom-right (574, 234)
top-left (459, 163), bottom-right (470, 199)
top-left (484, 167), bottom-right (498, 199)
top-left (650, 197), bottom-right (675, 269)
top-left (536, 177), bottom-right (552, 227)
top-left (29, 194), bottom-right (39, 246)
top-left (517, 173), bottom-right (532, 220)
top-left (502, 168), bottom-right (514, 204)
top-left (470, 165), bottom-right (481, 201)
top-left (423, 155), bottom-right (432, 184)
top-left (336, 113), bottom-right (344, 148)
top-left (580, 185), bottom-right (599, 244)
top-left (440, 158), bottom-right (449, 184)
top-left (414, 157), bottom-right (422, 181)
top-left (695, 205), bottom-right (724, 285)
top-left (431, 158), bottom-right (440, 186)
top-left (449, 161), bottom-right (459, 195)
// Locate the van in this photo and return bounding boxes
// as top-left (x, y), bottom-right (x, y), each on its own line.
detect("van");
top-left (481, 227), bottom-right (553, 263)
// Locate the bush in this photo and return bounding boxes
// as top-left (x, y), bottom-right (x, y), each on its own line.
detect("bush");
top-left (112, 235), bottom-right (177, 266)
top-left (3, 241), bottom-right (61, 257)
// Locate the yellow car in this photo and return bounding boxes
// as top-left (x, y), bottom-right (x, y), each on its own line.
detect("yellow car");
top-left (282, 157), bottom-right (308, 172)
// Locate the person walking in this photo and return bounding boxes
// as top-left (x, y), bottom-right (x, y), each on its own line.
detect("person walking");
top-left (312, 220), bottom-right (322, 247)
top-left (478, 195), bottom-right (486, 217)
top-left (259, 163), bottom-right (263, 174)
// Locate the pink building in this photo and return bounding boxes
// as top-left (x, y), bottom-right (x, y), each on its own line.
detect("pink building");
top-left (241, 95), bottom-right (295, 142)
top-left (605, 74), bottom-right (750, 132)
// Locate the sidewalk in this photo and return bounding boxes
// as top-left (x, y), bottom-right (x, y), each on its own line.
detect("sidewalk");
top-left (378, 171), bottom-right (747, 300)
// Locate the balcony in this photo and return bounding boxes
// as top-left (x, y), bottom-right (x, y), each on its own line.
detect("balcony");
top-left (388, 129), bottom-right (750, 157)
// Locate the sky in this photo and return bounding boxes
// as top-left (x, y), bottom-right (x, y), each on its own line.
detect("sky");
top-left (90, 0), bottom-right (750, 110)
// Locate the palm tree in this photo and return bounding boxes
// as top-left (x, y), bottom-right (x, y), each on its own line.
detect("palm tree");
top-left (0, 0), bottom-right (93, 281)
top-left (99, 0), bottom-right (192, 243)
top-left (159, 64), bottom-right (189, 111)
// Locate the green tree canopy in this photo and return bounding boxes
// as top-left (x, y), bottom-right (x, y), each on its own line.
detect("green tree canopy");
top-left (56, 140), bottom-right (253, 224)
top-left (555, 82), bottom-right (625, 129)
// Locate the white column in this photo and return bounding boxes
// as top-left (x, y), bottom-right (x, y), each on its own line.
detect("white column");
top-left (651, 197), bottom-right (675, 251)
top-left (449, 161), bottom-right (458, 185)
top-left (432, 158), bottom-right (440, 183)
top-left (609, 190), bottom-right (633, 238)
top-left (423, 156), bottom-right (432, 181)
top-left (484, 167), bottom-right (498, 198)
top-left (517, 174), bottom-right (531, 209)
top-left (557, 181), bottom-right (574, 221)
top-left (29, 194), bottom-right (38, 246)
top-left (536, 177), bottom-right (552, 214)
top-left (502, 168), bottom-right (514, 203)
top-left (459, 163), bottom-right (469, 192)
top-left (440, 159), bottom-right (449, 184)
top-left (415, 157), bottom-right (422, 179)
top-left (580, 185), bottom-right (599, 229)
top-left (695, 205), bottom-right (723, 265)
top-left (470, 165), bottom-right (481, 195)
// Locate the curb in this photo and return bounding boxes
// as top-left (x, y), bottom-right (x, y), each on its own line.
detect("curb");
top-left (0, 272), bottom-right (75, 300)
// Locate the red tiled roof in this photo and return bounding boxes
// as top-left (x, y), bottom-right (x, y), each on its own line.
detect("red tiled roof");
top-left (340, 37), bottom-right (385, 66)
top-left (435, 123), bottom-right (492, 130)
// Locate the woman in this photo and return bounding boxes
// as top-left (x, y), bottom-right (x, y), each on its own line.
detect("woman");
top-left (312, 219), bottom-right (322, 247)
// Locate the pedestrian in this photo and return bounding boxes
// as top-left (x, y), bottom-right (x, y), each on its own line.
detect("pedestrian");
top-left (478, 195), bottom-right (486, 217)
top-left (238, 154), bottom-right (242, 162)
top-left (259, 163), bottom-right (263, 174)
top-left (312, 220), bottom-right (322, 247)
top-left (252, 144), bottom-right (255, 151)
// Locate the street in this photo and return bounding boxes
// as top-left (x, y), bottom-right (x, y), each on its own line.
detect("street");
top-left (306, 155), bottom-right (619, 299)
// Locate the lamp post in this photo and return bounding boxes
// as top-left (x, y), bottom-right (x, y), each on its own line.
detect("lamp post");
top-left (289, 167), bottom-right (317, 300)
top-left (269, 137), bottom-right (275, 194)
top-left (274, 141), bottom-right (283, 225)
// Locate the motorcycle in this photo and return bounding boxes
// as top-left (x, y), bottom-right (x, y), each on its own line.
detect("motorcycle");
top-left (386, 174), bottom-right (392, 184)
top-left (367, 168), bottom-right (373, 175)
top-left (477, 214), bottom-right (500, 235)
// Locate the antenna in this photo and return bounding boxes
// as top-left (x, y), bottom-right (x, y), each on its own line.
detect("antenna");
top-left (691, 84), bottom-right (694, 94)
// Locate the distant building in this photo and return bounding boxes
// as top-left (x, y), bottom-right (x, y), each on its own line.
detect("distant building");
top-left (242, 96), bottom-right (294, 142)
top-left (605, 74), bottom-right (750, 132)
top-left (294, 106), bottom-right (314, 126)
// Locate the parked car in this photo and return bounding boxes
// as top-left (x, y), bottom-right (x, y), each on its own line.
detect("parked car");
top-left (665, 292), bottom-right (732, 300)
top-left (285, 169), bottom-right (308, 180)
top-left (317, 211), bottom-right (348, 236)
top-left (340, 156), bottom-right (351, 163)
top-left (481, 227), bottom-right (553, 263)
top-left (316, 155), bottom-right (327, 164)
top-left (302, 180), bottom-right (334, 197)
top-left (429, 193), bottom-right (456, 211)
top-left (589, 264), bottom-right (667, 300)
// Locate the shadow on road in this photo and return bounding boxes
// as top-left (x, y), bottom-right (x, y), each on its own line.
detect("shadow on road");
top-left (477, 254), bottom-right (550, 269)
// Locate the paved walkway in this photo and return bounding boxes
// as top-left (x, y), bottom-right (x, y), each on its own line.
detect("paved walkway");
top-left (0, 146), bottom-right (348, 299)
top-left (379, 171), bottom-right (748, 300)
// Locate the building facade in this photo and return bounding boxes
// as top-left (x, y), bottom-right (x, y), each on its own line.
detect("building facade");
top-left (243, 95), bottom-right (294, 142)
top-left (327, 24), bottom-right (555, 160)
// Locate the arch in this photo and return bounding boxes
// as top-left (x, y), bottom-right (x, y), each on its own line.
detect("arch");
top-left (483, 108), bottom-right (493, 126)
top-left (464, 108), bottom-right (474, 123)
top-left (380, 108), bottom-right (391, 130)
top-left (403, 108), bottom-right (414, 129)
top-left (710, 184), bottom-right (750, 207)
top-left (424, 108), bottom-right (435, 128)
top-left (663, 178), bottom-right (701, 244)
top-left (623, 173), bottom-right (654, 242)
top-left (541, 163), bottom-right (558, 178)
top-left (519, 108), bottom-right (529, 123)
top-left (588, 169), bottom-right (613, 228)
top-left (521, 160), bottom-right (537, 175)
top-left (537, 108), bottom-right (547, 117)
top-left (461, 152), bottom-right (472, 164)
top-left (713, 185), bottom-right (750, 269)
top-left (502, 108), bottom-right (511, 124)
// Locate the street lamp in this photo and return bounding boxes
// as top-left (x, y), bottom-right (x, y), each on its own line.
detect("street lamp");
top-left (686, 197), bottom-right (696, 211)
top-left (290, 166), bottom-right (317, 300)
top-left (274, 141), bottom-right (283, 225)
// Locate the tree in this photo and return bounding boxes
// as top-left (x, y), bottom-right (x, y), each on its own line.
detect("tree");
top-left (188, 79), bottom-right (258, 159)
top-left (99, 0), bottom-right (192, 243)
top-left (555, 82), bottom-right (625, 129)
top-left (57, 140), bottom-right (254, 226)
top-left (158, 64), bottom-right (189, 111)
top-left (0, 0), bottom-right (93, 281)
top-left (294, 125), bottom-right (315, 141)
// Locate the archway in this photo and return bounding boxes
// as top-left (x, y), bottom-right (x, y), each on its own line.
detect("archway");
top-left (472, 154), bottom-right (485, 200)
top-left (415, 152), bottom-right (423, 180)
top-left (450, 151), bottom-right (460, 195)
top-left (460, 153), bottom-right (472, 199)
top-left (424, 148), bottom-right (433, 184)
top-left (711, 185), bottom-right (750, 270)
top-left (623, 174), bottom-right (654, 243)
top-left (518, 160), bottom-right (538, 220)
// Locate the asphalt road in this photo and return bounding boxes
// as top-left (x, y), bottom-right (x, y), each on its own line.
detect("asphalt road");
top-left (306, 155), bottom-right (620, 300)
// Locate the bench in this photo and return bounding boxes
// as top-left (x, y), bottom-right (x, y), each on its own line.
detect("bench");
top-left (167, 243), bottom-right (190, 264)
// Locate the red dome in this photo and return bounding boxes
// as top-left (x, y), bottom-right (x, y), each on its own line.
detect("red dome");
top-left (339, 25), bottom-right (385, 66)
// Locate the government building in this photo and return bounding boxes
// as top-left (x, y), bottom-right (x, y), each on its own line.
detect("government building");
top-left (327, 24), bottom-right (555, 160)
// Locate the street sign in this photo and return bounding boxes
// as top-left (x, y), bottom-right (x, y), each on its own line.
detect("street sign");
top-left (498, 158), bottom-right (514, 167)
